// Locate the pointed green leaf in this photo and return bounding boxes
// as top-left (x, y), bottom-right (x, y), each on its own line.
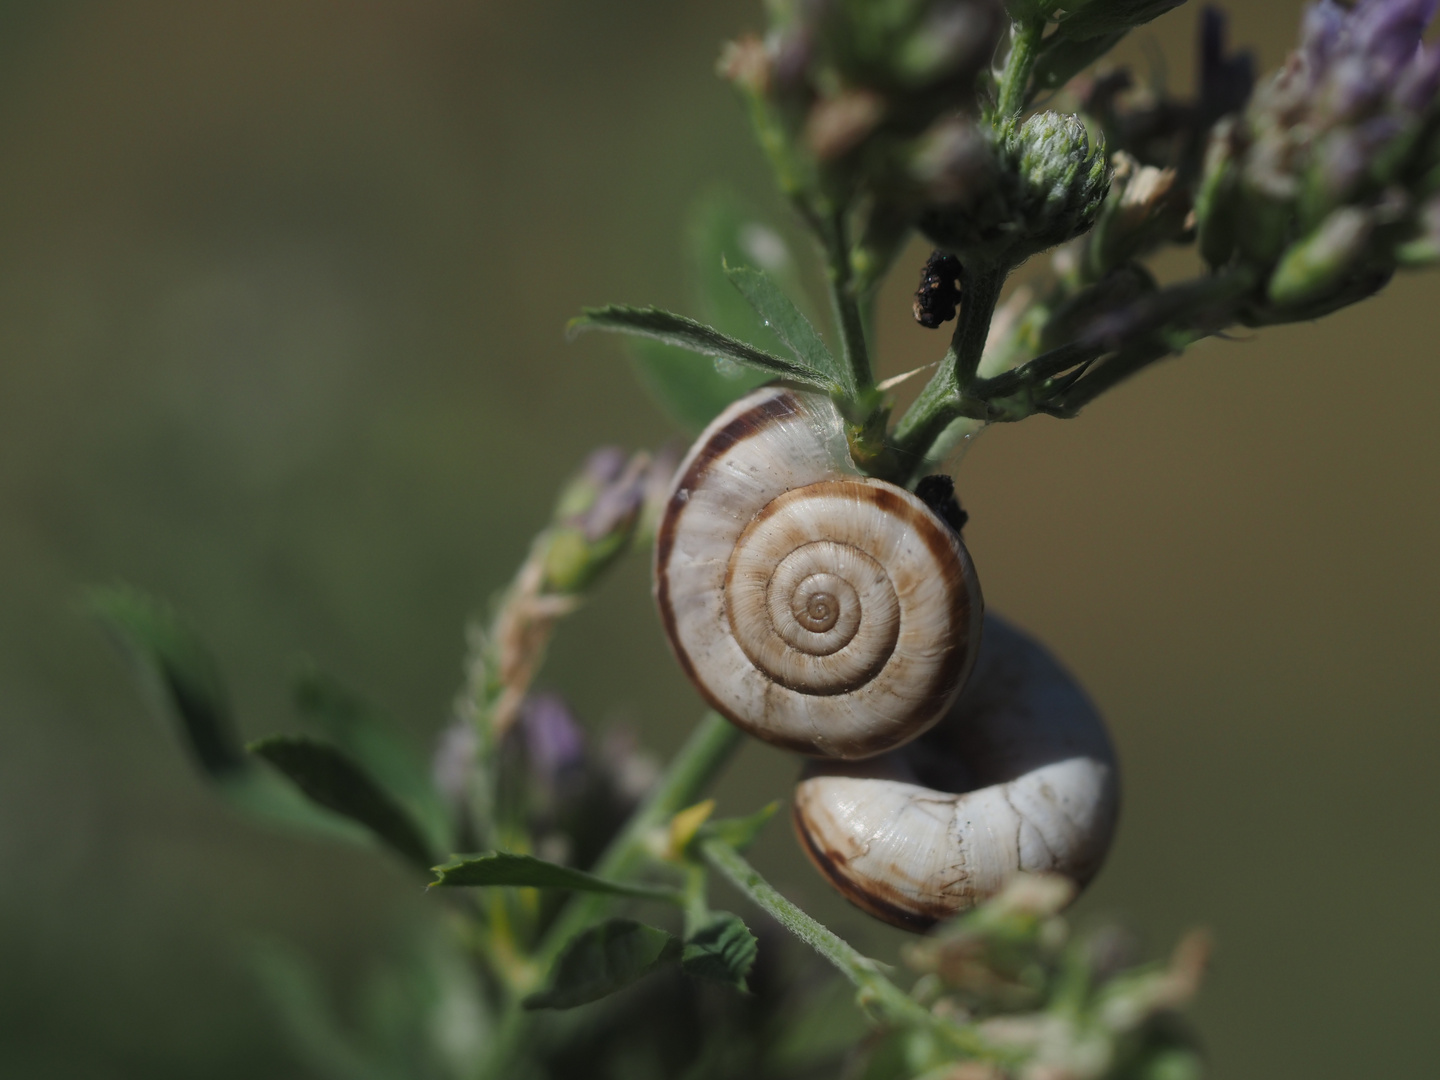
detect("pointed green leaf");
top-left (689, 191), bottom-right (813, 349)
top-left (92, 585), bottom-right (245, 779)
top-left (624, 191), bottom-right (822, 433)
top-left (681, 911), bottom-right (757, 992)
top-left (1033, 29), bottom-right (1127, 93)
top-left (723, 263), bottom-right (849, 395)
top-left (294, 667), bottom-right (451, 852)
top-left (429, 852), bottom-right (680, 902)
top-left (91, 586), bottom-right (368, 842)
top-left (696, 801), bottom-right (780, 854)
top-left (522, 919), bottom-right (681, 1010)
top-left (249, 735), bottom-right (436, 871)
top-left (570, 305), bottom-right (837, 391)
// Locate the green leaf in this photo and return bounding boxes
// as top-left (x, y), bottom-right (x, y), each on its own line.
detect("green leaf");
top-left (681, 911), bottom-right (757, 991)
top-left (628, 337), bottom-right (770, 435)
top-left (570, 305), bottom-right (838, 391)
top-left (429, 852), bottom-right (680, 902)
top-left (689, 191), bottom-right (813, 346)
top-left (293, 666), bottom-right (451, 852)
top-left (92, 585), bottom-right (246, 779)
top-left (1053, 0), bottom-right (1184, 39)
top-left (723, 262), bottom-right (850, 395)
top-left (249, 735), bottom-right (436, 871)
top-left (624, 191), bottom-right (820, 433)
top-left (91, 585), bottom-right (367, 842)
top-left (522, 919), bottom-right (681, 1010)
top-left (1032, 29), bottom-right (1126, 93)
top-left (696, 801), bottom-right (780, 854)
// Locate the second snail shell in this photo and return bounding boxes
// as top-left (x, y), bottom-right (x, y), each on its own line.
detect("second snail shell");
top-left (654, 386), bottom-right (983, 760)
top-left (793, 613), bottom-right (1120, 930)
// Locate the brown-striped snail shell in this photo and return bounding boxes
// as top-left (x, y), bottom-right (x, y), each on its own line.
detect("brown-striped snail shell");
top-left (654, 386), bottom-right (984, 760)
top-left (792, 613), bottom-right (1120, 931)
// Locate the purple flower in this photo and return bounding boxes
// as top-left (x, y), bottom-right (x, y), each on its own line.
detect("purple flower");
top-left (519, 692), bottom-right (587, 788)
top-left (1290, 0), bottom-right (1440, 111)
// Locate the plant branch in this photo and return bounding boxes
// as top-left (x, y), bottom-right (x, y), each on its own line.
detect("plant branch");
top-left (890, 263), bottom-right (1006, 473)
top-left (817, 209), bottom-right (875, 398)
top-left (996, 17), bottom-right (1046, 119)
top-left (698, 836), bottom-right (1004, 1062)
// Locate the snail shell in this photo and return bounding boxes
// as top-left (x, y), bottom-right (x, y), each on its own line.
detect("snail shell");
top-left (654, 386), bottom-right (983, 760)
top-left (793, 613), bottom-right (1120, 930)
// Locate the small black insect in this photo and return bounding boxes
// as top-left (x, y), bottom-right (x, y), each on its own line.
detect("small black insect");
top-left (914, 474), bottom-right (968, 534)
top-left (912, 250), bottom-right (963, 329)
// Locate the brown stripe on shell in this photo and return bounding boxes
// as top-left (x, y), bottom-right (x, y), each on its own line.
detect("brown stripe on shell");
top-left (654, 383), bottom-right (981, 758)
top-left (654, 388), bottom-right (827, 752)
top-left (791, 799), bottom-right (946, 932)
top-left (722, 484), bottom-right (899, 698)
top-left (732, 478), bottom-right (978, 718)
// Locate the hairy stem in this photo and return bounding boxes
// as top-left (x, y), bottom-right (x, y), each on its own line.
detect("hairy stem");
top-left (699, 837), bottom-right (1003, 1061)
top-left (996, 16), bottom-right (1045, 119)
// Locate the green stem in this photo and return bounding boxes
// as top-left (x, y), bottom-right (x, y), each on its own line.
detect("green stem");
top-left (475, 712), bottom-right (744, 1079)
top-left (698, 837), bottom-right (1001, 1061)
top-left (952, 263), bottom-right (1007, 389)
top-left (819, 209), bottom-right (874, 398)
top-left (890, 262), bottom-right (1006, 474)
top-left (995, 17), bottom-right (1045, 120)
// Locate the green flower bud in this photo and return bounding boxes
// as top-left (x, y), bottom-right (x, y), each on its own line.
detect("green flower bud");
top-left (918, 111), bottom-right (1110, 268)
top-left (1195, 117), bottom-right (1243, 268)
top-left (540, 526), bottom-right (628, 595)
top-left (541, 449), bottom-right (648, 594)
top-left (1266, 206), bottom-right (1374, 309)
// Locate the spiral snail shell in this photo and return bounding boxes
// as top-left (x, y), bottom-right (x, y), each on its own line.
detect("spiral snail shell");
top-left (654, 386), bottom-right (983, 760)
top-left (792, 613), bottom-right (1120, 931)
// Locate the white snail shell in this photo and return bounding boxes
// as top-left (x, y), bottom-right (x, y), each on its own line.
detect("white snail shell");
top-left (792, 613), bottom-right (1120, 930)
top-left (654, 386), bottom-right (983, 760)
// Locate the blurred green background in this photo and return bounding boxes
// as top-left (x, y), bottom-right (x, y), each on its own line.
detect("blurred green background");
top-left (1, 2), bottom-right (1436, 1076)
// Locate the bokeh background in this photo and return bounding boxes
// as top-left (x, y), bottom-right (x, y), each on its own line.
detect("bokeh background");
top-left (1, 2), bottom-right (1436, 1076)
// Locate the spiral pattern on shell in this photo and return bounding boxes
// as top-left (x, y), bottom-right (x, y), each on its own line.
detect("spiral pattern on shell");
top-left (654, 386), bottom-right (983, 759)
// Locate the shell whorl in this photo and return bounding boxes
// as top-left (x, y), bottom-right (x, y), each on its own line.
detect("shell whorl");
top-left (792, 613), bottom-right (1121, 931)
top-left (654, 386), bottom-right (983, 760)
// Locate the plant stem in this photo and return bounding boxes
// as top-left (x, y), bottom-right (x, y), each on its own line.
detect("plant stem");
top-left (995, 17), bottom-right (1045, 119)
top-left (952, 263), bottom-right (1007, 388)
top-left (474, 712), bottom-right (744, 1079)
top-left (1044, 339), bottom-right (1176, 415)
top-left (890, 262), bottom-right (1006, 474)
top-left (818, 208), bottom-right (874, 398)
top-left (698, 837), bottom-right (1002, 1061)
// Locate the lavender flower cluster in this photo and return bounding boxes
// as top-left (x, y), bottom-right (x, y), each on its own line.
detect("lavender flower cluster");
top-left (1201, 0), bottom-right (1440, 318)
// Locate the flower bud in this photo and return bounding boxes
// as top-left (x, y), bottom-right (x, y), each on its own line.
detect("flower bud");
top-left (541, 450), bottom-right (648, 594)
top-left (1266, 205), bottom-right (1375, 307)
top-left (1197, 0), bottom-right (1440, 308)
top-left (919, 112), bottom-right (1110, 267)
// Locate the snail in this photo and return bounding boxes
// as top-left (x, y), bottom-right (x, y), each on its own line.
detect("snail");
top-left (653, 385), bottom-right (983, 760)
top-left (792, 613), bottom-right (1120, 931)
